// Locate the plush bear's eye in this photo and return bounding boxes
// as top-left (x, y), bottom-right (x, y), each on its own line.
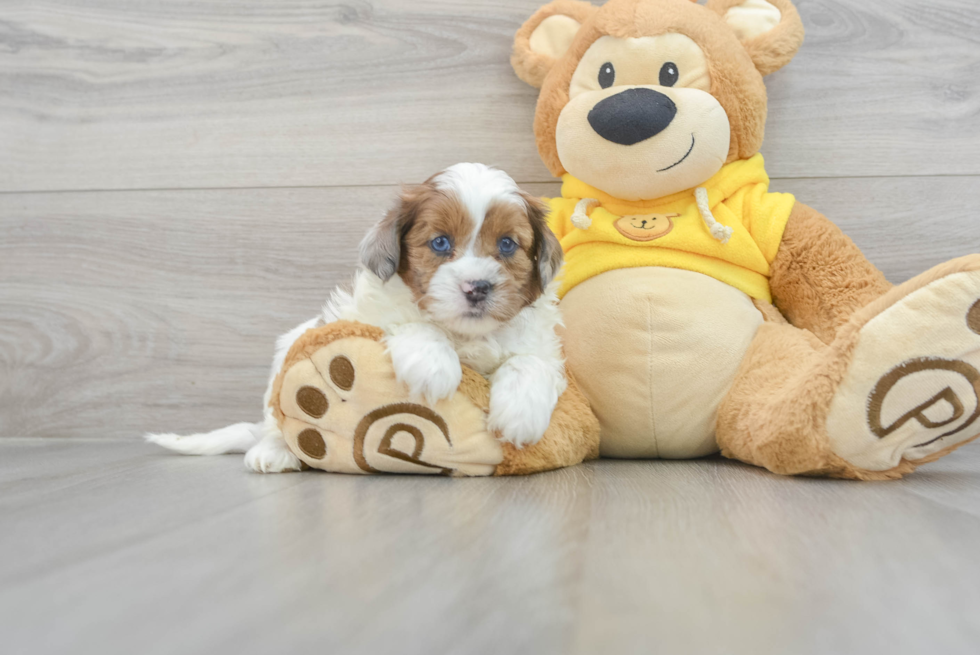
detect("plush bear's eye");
top-left (659, 62), bottom-right (679, 87)
top-left (598, 62), bottom-right (615, 89)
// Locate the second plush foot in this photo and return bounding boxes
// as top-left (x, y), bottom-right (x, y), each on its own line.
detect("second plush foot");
top-left (826, 257), bottom-right (980, 472)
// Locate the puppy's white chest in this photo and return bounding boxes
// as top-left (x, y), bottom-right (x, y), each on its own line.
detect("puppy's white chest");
top-left (454, 338), bottom-right (508, 377)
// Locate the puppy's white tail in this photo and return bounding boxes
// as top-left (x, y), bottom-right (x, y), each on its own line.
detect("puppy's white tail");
top-left (145, 422), bottom-right (262, 455)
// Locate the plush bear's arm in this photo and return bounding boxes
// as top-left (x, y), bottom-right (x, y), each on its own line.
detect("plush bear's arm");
top-left (769, 202), bottom-right (892, 344)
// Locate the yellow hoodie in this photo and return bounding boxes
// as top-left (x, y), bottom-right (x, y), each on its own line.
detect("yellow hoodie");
top-left (546, 154), bottom-right (795, 302)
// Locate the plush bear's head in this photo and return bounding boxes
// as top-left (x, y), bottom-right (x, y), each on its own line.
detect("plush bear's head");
top-left (512, 0), bottom-right (804, 201)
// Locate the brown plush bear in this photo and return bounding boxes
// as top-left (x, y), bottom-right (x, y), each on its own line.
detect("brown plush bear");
top-left (511, 0), bottom-right (980, 479)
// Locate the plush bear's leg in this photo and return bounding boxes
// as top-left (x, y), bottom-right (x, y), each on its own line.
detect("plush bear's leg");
top-left (769, 202), bottom-right (894, 344)
top-left (718, 255), bottom-right (980, 479)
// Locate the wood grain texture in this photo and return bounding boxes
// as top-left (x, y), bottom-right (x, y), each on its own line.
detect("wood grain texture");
top-left (1, 438), bottom-right (980, 655)
top-left (1, 178), bottom-right (977, 440)
top-left (0, 186), bottom-right (372, 438)
top-left (2, 0), bottom-right (979, 192)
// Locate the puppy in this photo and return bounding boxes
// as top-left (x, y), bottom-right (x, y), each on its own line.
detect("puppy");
top-left (147, 163), bottom-right (567, 473)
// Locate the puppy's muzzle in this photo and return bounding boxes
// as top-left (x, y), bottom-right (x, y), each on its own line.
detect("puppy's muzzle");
top-left (588, 88), bottom-right (677, 146)
top-left (462, 280), bottom-right (493, 305)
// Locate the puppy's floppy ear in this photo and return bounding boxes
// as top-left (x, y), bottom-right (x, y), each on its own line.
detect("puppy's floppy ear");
top-left (512, 0), bottom-right (597, 88)
top-left (359, 184), bottom-right (426, 281)
top-left (707, 0), bottom-right (805, 76)
top-left (521, 192), bottom-right (564, 291)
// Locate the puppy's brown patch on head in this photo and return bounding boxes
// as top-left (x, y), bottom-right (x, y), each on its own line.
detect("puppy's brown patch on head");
top-left (479, 200), bottom-right (539, 314)
top-left (399, 189), bottom-right (472, 307)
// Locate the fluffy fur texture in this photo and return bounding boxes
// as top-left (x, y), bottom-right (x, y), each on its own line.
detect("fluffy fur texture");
top-left (148, 164), bottom-right (569, 473)
top-left (769, 203), bottom-right (893, 345)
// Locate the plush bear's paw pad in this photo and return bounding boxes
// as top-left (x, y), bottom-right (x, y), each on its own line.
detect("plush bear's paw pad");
top-left (274, 328), bottom-right (502, 476)
top-left (296, 428), bottom-right (327, 459)
top-left (828, 270), bottom-right (980, 471)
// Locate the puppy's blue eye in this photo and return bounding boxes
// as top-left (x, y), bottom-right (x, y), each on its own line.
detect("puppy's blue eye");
top-left (498, 237), bottom-right (518, 256)
top-left (429, 236), bottom-right (452, 254)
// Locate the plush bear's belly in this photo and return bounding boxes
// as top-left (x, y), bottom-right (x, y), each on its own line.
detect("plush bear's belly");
top-left (560, 267), bottom-right (764, 458)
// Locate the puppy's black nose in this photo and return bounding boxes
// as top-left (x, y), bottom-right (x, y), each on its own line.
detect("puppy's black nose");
top-left (463, 280), bottom-right (492, 304)
top-left (588, 88), bottom-right (677, 146)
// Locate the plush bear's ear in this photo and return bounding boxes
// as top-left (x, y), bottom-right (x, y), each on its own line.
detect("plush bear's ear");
top-left (707, 0), bottom-right (805, 76)
top-left (512, 0), bottom-right (598, 88)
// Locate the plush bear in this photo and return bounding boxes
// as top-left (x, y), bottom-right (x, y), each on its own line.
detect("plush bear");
top-left (511, 0), bottom-right (980, 479)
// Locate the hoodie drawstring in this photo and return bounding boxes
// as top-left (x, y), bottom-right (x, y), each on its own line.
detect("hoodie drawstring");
top-left (570, 198), bottom-right (599, 230)
top-left (695, 187), bottom-right (733, 244)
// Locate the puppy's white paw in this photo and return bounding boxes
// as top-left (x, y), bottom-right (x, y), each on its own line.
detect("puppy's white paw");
top-left (244, 435), bottom-right (302, 473)
top-left (489, 358), bottom-right (563, 448)
top-left (386, 327), bottom-right (462, 404)
top-left (489, 397), bottom-right (552, 448)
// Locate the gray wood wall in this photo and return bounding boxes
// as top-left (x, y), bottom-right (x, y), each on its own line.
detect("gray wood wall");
top-left (2, 0), bottom-right (978, 439)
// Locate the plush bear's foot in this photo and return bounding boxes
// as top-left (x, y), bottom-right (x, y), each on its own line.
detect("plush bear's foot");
top-left (269, 321), bottom-right (600, 476)
top-left (826, 257), bottom-right (980, 472)
top-left (271, 322), bottom-right (502, 476)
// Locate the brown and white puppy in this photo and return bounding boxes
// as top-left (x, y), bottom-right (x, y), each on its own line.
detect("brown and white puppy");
top-left (364, 163), bottom-right (561, 334)
top-left (148, 163), bottom-right (567, 473)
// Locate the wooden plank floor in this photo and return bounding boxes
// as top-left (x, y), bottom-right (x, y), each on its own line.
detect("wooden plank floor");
top-left (3, 439), bottom-right (980, 655)
top-left (2, 0), bottom-right (980, 652)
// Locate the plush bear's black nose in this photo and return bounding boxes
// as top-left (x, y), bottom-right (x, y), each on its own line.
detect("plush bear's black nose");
top-left (588, 88), bottom-right (677, 146)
